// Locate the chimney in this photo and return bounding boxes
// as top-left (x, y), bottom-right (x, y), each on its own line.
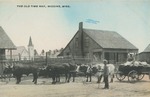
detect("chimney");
top-left (78, 22), bottom-right (84, 58)
top-left (79, 22), bottom-right (83, 31)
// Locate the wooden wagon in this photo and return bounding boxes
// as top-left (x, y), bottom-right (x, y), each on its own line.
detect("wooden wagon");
top-left (116, 61), bottom-right (150, 83)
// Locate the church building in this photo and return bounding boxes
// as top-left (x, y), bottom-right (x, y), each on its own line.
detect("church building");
top-left (6, 36), bottom-right (34, 61)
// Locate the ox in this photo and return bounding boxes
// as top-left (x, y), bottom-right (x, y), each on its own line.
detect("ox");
top-left (13, 64), bottom-right (38, 84)
top-left (4, 63), bottom-right (39, 84)
top-left (93, 63), bottom-right (115, 83)
top-left (39, 63), bottom-right (77, 84)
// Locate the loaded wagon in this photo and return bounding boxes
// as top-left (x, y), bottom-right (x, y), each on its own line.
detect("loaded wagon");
top-left (116, 61), bottom-right (150, 83)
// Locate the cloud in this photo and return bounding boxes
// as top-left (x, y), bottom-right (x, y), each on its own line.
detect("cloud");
top-left (85, 19), bottom-right (100, 24)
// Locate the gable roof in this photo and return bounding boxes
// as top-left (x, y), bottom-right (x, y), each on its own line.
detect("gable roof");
top-left (143, 44), bottom-right (150, 52)
top-left (84, 29), bottom-right (138, 50)
top-left (58, 28), bottom-right (138, 56)
top-left (0, 26), bottom-right (16, 49)
top-left (6, 46), bottom-right (28, 56)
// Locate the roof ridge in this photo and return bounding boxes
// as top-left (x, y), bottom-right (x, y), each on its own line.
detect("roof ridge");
top-left (83, 28), bottom-right (116, 32)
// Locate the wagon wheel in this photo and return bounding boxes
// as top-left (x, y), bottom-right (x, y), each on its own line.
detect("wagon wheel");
top-left (128, 70), bottom-right (138, 83)
top-left (116, 71), bottom-right (126, 81)
top-left (137, 74), bottom-right (145, 80)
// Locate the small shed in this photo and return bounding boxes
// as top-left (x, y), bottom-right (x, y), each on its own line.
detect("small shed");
top-left (138, 44), bottom-right (150, 64)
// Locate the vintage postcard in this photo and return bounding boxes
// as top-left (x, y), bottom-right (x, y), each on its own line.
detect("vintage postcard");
top-left (0, 0), bottom-right (150, 97)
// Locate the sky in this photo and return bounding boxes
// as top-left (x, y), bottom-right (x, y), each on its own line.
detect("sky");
top-left (0, 0), bottom-right (150, 53)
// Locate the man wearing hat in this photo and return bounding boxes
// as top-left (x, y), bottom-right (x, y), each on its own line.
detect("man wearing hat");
top-left (103, 59), bottom-right (109, 89)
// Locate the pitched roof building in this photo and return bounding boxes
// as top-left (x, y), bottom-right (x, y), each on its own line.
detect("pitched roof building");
top-left (138, 44), bottom-right (150, 64)
top-left (0, 26), bottom-right (16, 60)
top-left (0, 26), bottom-right (16, 75)
top-left (59, 22), bottom-right (138, 64)
top-left (143, 44), bottom-right (150, 53)
top-left (0, 26), bottom-right (16, 49)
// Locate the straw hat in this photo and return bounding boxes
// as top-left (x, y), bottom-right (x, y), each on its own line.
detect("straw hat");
top-left (103, 59), bottom-right (108, 64)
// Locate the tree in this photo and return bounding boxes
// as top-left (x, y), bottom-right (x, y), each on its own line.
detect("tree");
top-left (53, 50), bottom-right (56, 54)
top-left (46, 50), bottom-right (51, 56)
top-left (60, 48), bottom-right (63, 52)
top-left (55, 49), bottom-right (58, 52)
top-left (41, 49), bottom-right (45, 56)
top-left (34, 49), bottom-right (38, 56)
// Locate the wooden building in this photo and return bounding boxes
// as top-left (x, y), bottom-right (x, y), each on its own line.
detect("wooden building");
top-left (138, 44), bottom-right (150, 64)
top-left (0, 26), bottom-right (16, 75)
top-left (0, 26), bottom-right (16, 60)
top-left (58, 22), bottom-right (138, 64)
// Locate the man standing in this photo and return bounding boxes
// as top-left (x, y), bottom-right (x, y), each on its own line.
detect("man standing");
top-left (103, 60), bottom-right (109, 89)
top-left (127, 54), bottom-right (134, 62)
top-left (86, 64), bottom-right (92, 82)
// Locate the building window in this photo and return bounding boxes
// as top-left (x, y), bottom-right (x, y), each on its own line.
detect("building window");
top-left (85, 37), bottom-right (89, 47)
top-left (75, 38), bottom-right (79, 48)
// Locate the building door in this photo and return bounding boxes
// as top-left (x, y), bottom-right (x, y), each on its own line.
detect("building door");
top-left (0, 49), bottom-right (5, 60)
top-left (104, 52), bottom-right (109, 62)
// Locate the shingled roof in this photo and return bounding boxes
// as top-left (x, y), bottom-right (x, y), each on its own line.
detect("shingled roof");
top-left (0, 26), bottom-right (16, 49)
top-left (84, 29), bottom-right (138, 50)
top-left (143, 44), bottom-right (150, 52)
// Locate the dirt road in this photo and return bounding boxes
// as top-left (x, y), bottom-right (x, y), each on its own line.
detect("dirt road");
top-left (0, 76), bottom-right (150, 97)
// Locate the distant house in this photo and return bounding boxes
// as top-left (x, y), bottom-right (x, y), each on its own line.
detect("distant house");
top-left (40, 49), bottom-right (62, 59)
top-left (0, 26), bottom-right (16, 60)
top-left (48, 50), bottom-right (62, 58)
top-left (58, 22), bottom-right (138, 64)
top-left (6, 46), bottom-right (29, 61)
top-left (138, 44), bottom-right (150, 64)
top-left (6, 37), bottom-right (35, 61)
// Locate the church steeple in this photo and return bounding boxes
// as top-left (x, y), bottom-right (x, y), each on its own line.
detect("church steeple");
top-left (28, 36), bottom-right (34, 61)
top-left (28, 36), bottom-right (33, 46)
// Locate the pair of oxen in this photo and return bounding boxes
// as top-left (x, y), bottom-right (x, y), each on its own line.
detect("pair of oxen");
top-left (3, 63), bottom-right (115, 84)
